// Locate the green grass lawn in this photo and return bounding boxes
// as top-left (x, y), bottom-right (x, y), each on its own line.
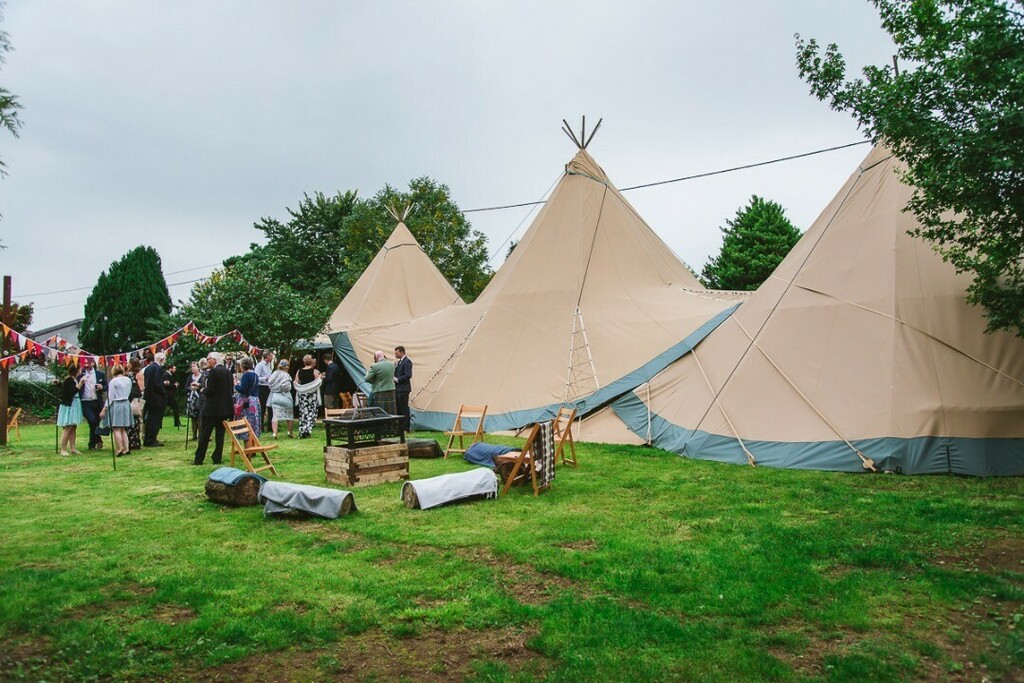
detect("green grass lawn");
top-left (0, 420), bottom-right (1021, 682)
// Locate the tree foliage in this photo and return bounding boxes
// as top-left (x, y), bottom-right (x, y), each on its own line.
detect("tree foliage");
top-left (9, 301), bottom-right (31, 332)
top-left (0, 3), bottom-right (22, 178)
top-left (341, 178), bottom-right (492, 301)
top-left (701, 196), bottom-right (802, 290)
top-left (796, 0), bottom-right (1024, 335)
top-left (178, 258), bottom-right (330, 360)
top-left (182, 176), bottom-right (491, 354)
top-left (80, 246), bottom-right (172, 353)
top-left (250, 190), bottom-right (359, 301)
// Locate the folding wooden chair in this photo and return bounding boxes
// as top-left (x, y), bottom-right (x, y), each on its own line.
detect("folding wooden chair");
top-left (6, 407), bottom-right (21, 441)
top-left (495, 421), bottom-right (555, 496)
top-left (444, 404), bottom-right (488, 458)
top-left (224, 418), bottom-right (279, 476)
top-left (324, 408), bottom-right (351, 421)
top-left (552, 406), bottom-right (578, 467)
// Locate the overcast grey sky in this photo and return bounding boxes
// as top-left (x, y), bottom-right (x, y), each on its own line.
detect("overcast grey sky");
top-left (1, 1), bottom-right (895, 331)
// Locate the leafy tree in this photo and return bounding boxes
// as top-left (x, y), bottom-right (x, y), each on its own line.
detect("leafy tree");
top-left (177, 258), bottom-right (330, 361)
top-left (79, 246), bottom-right (172, 353)
top-left (9, 301), bottom-right (31, 332)
top-left (0, 3), bottom-right (22, 178)
top-left (341, 178), bottom-right (492, 301)
top-left (251, 190), bottom-right (359, 300)
top-left (701, 196), bottom-right (802, 290)
top-left (796, 0), bottom-right (1024, 335)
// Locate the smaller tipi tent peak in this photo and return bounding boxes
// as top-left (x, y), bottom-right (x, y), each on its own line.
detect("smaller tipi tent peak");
top-left (385, 202), bottom-right (414, 223)
top-left (562, 116), bottom-right (603, 150)
top-left (383, 220), bottom-right (423, 250)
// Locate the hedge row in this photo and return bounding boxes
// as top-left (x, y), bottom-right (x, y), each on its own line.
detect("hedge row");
top-left (7, 379), bottom-right (61, 419)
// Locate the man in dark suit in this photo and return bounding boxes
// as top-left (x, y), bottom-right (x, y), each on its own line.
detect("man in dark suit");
top-left (194, 352), bottom-right (234, 465)
top-left (78, 358), bottom-right (106, 450)
top-left (394, 345), bottom-right (412, 432)
top-left (322, 352), bottom-right (342, 409)
top-left (142, 352), bottom-right (169, 446)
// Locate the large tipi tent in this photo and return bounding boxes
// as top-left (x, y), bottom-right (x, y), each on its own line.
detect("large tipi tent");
top-left (609, 145), bottom-right (1024, 475)
top-left (314, 209), bottom-right (464, 345)
top-left (333, 132), bottom-right (744, 436)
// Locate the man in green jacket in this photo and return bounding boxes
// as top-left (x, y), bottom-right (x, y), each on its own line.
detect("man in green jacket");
top-left (364, 350), bottom-right (397, 415)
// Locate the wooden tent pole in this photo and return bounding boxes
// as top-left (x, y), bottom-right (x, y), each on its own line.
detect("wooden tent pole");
top-left (584, 119), bottom-right (602, 148)
top-left (0, 276), bottom-right (10, 447)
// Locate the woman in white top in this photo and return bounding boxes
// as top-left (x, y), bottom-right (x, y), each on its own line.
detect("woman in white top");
top-left (101, 364), bottom-right (133, 457)
top-left (267, 359), bottom-right (295, 439)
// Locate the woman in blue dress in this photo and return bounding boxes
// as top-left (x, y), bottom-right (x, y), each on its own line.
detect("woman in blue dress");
top-left (234, 356), bottom-right (262, 439)
top-left (57, 369), bottom-right (85, 455)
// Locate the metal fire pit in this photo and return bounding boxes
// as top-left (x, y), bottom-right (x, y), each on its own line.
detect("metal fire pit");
top-left (324, 407), bottom-right (406, 449)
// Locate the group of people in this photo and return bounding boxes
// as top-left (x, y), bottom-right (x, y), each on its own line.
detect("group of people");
top-left (186, 349), bottom-right (355, 465)
top-left (55, 344), bottom-right (415, 464)
top-left (55, 352), bottom-right (174, 456)
top-left (362, 346), bottom-right (412, 430)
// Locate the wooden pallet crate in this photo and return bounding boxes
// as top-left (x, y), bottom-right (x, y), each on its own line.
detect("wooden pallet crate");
top-left (324, 443), bottom-right (409, 487)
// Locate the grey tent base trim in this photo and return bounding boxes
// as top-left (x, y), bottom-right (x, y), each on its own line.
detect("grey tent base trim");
top-left (346, 304), bottom-right (740, 434)
top-left (609, 391), bottom-right (1024, 476)
top-left (330, 331), bottom-right (373, 396)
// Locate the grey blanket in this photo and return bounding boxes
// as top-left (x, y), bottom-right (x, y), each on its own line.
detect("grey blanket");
top-left (259, 481), bottom-right (356, 519)
top-left (209, 466), bottom-right (267, 486)
top-left (401, 468), bottom-right (498, 510)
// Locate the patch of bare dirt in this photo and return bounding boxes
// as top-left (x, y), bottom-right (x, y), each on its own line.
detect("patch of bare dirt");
top-left (771, 535), bottom-right (1024, 682)
top-left (935, 536), bottom-right (1024, 576)
top-left (187, 626), bottom-right (550, 683)
top-left (61, 598), bottom-right (133, 621)
top-left (151, 603), bottom-right (197, 625)
top-left (285, 520), bottom-right (370, 551)
top-left (163, 492), bottom-right (203, 502)
top-left (456, 547), bottom-right (581, 606)
top-left (557, 540), bottom-right (598, 551)
top-left (272, 602), bottom-right (310, 616)
top-left (61, 582), bottom-right (161, 623)
top-left (0, 635), bottom-right (53, 681)
top-left (121, 582), bottom-right (157, 597)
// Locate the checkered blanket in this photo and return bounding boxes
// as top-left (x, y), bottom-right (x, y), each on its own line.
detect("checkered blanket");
top-left (536, 421), bottom-right (555, 488)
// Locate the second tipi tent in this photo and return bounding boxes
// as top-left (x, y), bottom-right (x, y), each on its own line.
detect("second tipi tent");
top-left (333, 138), bottom-right (743, 436)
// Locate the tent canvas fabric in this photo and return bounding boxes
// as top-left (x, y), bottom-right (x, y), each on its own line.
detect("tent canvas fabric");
top-left (314, 221), bottom-right (464, 345)
top-left (333, 147), bottom-right (744, 434)
top-left (611, 145), bottom-right (1024, 475)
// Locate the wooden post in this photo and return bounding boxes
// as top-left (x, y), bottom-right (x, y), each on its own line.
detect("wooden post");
top-left (0, 275), bottom-right (11, 446)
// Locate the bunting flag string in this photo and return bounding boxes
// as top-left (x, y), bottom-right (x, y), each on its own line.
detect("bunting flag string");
top-left (0, 321), bottom-right (265, 369)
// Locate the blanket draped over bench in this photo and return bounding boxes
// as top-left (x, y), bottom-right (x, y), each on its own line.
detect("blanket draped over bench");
top-left (259, 481), bottom-right (356, 519)
top-left (401, 468), bottom-right (499, 510)
top-left (463, 442), bottom-right (517, 467)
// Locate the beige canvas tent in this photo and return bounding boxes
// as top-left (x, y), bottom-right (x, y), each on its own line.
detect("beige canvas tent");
top-left (314, 213), bottom-right (464, 345)
top-left (333, 139), bottom-right (743, 435)
top-left (609, 145), bottom-right (1024, 475)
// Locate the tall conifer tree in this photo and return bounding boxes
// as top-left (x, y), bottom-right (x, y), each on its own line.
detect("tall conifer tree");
top-left (80, 246), bottom-right (172, 353)
top-left (701, 196), bottom-right (801, 291)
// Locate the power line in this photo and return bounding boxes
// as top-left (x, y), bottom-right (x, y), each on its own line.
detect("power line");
top-left (31, 276), bottom-right (210, 311)
top-left (21, 141), bottom-right (868, 299)
top-left (461, 140), bottom-right (870, 213)
top-left (618, 140), bottom-right (871, 191)
top-left (15, 263), bottom-right (221, 298)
